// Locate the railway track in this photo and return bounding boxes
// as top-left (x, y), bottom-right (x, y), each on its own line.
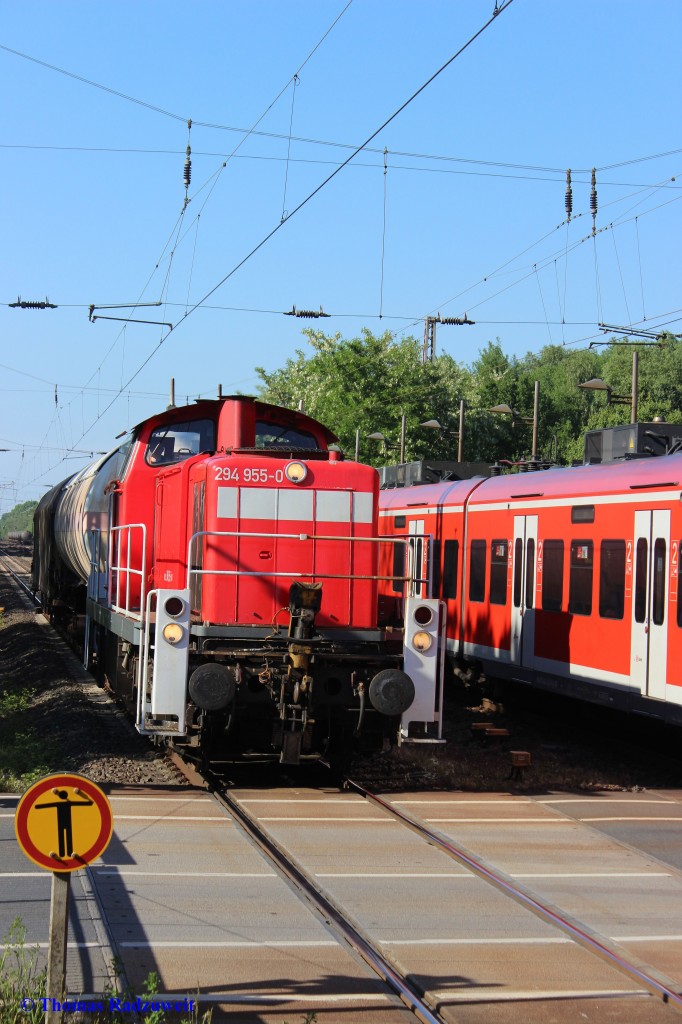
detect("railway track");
top-left (8, 776), bottom-right (681, 1023)
top-left (3, 558), bottom-right (682, 1021)
top-left (211, 781), bottom-right (682, 1023)
top-left (0, 546), bottom-right (38, 606)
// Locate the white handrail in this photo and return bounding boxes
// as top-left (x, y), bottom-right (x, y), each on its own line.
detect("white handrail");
top-left (109, 523), bottom-right (147, 620)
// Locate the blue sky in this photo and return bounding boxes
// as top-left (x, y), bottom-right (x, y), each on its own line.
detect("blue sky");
top-left (1, 0), bottom-right (680, 511)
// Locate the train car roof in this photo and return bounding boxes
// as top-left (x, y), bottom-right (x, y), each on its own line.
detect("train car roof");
top-left (467, 453), bottom-right (682, 505)
top-left (379, 453), bottom-right (682, 512)
top-left (379, 477), bottom-right (485, 510)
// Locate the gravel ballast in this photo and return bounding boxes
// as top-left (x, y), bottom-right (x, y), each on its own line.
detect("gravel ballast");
top-left (2, 566), bottom-right (681, 794)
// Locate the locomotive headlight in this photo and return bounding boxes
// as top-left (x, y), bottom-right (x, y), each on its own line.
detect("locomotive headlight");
top-left (164, 595), bottom-right (185, 617)
top-left (412, 630), bottom-right (433, 652)
top-left (162, 622), bottom-right (184, 645)
top-left (285, 461), bottom-right (308, 484)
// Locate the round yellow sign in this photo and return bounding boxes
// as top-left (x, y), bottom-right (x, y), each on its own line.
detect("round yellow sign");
top-left (15, 774), bottom-right (113, 872)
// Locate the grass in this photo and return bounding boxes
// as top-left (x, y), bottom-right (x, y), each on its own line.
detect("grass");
top-left (0, 925), bottom-right (215, 1024)
top-left (0, 686), bottom-right (58, 793)
top-left (0, 919), bottom-right (317, 1024)
top-left (0, 919), bottom-right (46, 1024)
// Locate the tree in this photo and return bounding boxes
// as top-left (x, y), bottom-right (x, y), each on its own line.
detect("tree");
top-left (257, 328), bottom-right (682, 469)
top-left (0, 500), bottom-right (37, 538)
top-left (256, 328), bottom-right (470, 465)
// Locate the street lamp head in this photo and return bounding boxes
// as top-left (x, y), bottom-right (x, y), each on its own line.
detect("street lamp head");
top-left (366, 431), bottom-right (387, 441)
top-left (578, 377), bottom-right (632, 407)
top-left (489, 403), bottom-right (514, 416)
top-left (420, 419), bottom-right (443, 430)
top-left (578, 377), bottom-right (611, 393)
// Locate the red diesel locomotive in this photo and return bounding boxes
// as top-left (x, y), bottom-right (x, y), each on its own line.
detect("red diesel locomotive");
top-left (33, 396), bottom-right (442, 764)
top-left (378, 453), bottom-right (682, 725)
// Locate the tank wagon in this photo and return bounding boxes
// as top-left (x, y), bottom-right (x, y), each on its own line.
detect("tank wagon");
top-left (6, 530), bottom-right (33, 544)
top-left (33, 396), bottom-right (443, 765)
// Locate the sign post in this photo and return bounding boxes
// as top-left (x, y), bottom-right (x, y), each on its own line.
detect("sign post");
top-left (46, 873), bottom-right (70, 1024)
top-left (14, 774), bottom-right (113, 1024)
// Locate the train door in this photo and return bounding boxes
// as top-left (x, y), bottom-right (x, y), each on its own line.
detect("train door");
top-left (407, 520), bottom-right (430, 597)
top-left (631, 509), bottom-right (669, 699)
top-left (510, 515), bottom-right (538, 667)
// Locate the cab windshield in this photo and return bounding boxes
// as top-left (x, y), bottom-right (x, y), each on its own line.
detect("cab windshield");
top-left (255, 419), bottom-right (320, 450)
top-left (145, 419), bottom-right (215, 466)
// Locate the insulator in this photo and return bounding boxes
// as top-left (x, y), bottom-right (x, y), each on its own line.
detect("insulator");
top-left (440, 315), bottom-right (474, 326)
top-left (184, 144), bottom-right (192, 190)
top-left (9, 297), bottom-right (57, 309)
top-left (590, 167), bottom-right (597, 217)
top-left (284, 306), bottom-right (330, 319)
top-left (565, 168), bottom-right (573, 221)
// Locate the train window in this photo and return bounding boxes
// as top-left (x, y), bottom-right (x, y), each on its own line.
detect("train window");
top-left (599, 540), bottom-right (625, 619)
top-left (469, 540), bottom-right (487, 603)
top-left (653, 538), bottom-right (666, 626)
top-left (146, 419), bottom-right (215, 467)
top-left (392, 542), bottom-right (405, 594)
top-left (572, 505), bottom-right (595, 524)
top-left (569, 540), bottom-right (593, 615)
top-left (442, 539), bottom-right (459, 600)
top-left (513, 538), bottom-right (523, 607)
top-left (526, 538), bottom-right (535, 609)
top-left (410, 537), bottom-right (424, 597)
top-left (255, 420), bottom-right (319, 449)
top-left (430, 538), bottom-right (441, 599)
top-left (542, 540), bottom-right (564, 612)
top-left (118, 436), bottom-right (136, 480)
top-left (490, 540), bottom-right (508, 605)
top-left (395, 515), bottom-right (406, 528)
top-left (634, 539), bottom-right (648, 623)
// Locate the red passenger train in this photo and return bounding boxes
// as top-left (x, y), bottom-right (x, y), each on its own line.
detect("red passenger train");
top-left (378, 450), bottom-right (682, 725)
top-left (33, 396), bottom-right (442, 765)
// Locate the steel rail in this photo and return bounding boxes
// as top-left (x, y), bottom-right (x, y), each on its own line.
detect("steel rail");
top-left (0, 549), bottom-right (40, 607)
top-left (348, 779), bottom-right (682, 1010)
top-left (216, 785), bottom-right (445, 1024)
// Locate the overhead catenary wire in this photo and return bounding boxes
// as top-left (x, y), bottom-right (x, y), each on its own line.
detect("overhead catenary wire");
top-left (6, 4), bottom-right (680, 495)
top-left (379, 148), bottom-right (389, 319)
top-left (15, 1), bottom-right (359, 493)
top-left (4, 176), bottom-right (678, 387)
top-left (635, 216), bottom-right (647, 321)
top-left (14, 1), bottom-right (517, 493)
top-left (280, 75), bottom-right (300, 222)
top-left (393, 174), bottom-right (682, 342)
top-left (3, 41), bottom-right (681, 178)
top-left (3, 142), bottom-right (682, 192)
top-left (169, 1), bottom-right (517, 335)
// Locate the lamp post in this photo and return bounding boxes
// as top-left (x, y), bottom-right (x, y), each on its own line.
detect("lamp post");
top-left (367, 413), bottom-right (406, 463)
top-left (578, 350), bottom-right (638, 423)
top-left (489, 381), bottom-right (539, 458)
top-left (420, 398), bottom-right (466, 462)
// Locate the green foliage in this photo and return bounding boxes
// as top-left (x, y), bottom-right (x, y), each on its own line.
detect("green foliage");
top-left (257, 328), bottom-right (682, 467)
top-left (0, 502), bottom-right (37, 540)
top-left (257, 328), bottom-right (469, 465)
top-left (0, 918), bottom-right (46, 1024)
top-left (0, 686), bottom-right (58, 793)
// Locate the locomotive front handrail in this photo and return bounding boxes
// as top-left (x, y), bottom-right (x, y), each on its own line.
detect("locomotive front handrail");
top-left (186, 529), bottom-right (425, 592)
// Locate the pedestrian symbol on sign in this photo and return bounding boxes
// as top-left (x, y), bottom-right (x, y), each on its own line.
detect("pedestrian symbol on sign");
top-left (34, 788), bottom-right (94, 859)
